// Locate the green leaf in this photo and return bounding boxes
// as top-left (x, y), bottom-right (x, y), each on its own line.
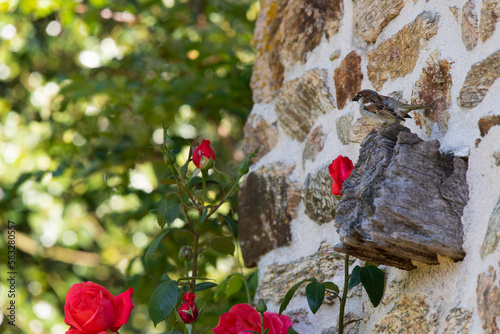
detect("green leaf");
top-left (187, 176), bottom-right (202, 189)
top-left (225, 274), bottom-right (243, 297)
top-left (348, 265), bottom-right (362, 290)
top-left (160, 273), bottom-right (172, 282)
top-left (194, 282), bottom-right (218, 291)
top-left (222, 214), bottom-right (238, 238)
top-left (323, 281), bottom-right (339, 294)
top-left (209, 237), bottom-right (235, 256)
top-left (200, 207), bottom-right (209, 223)
top-left (360, 266), bottom-right (385, 307)
top-left (148, 280), bottom-right (179, 326)
top-left (279, 278), bottom-right (314, 315)
top-left (157, 199), bottom-right (182, 229)
top-left (305, 281), bottom-right (325, 314)
top-left (214, 278), bottom-right (227, 302)
top-left (144, 228), bottom-right (177, 263)
top-left (177, 276), bottom-right (215, 281)
top-left (160, 178), bottom-right (177, 185)
top-left (287, 327), bottom-right (299, 334)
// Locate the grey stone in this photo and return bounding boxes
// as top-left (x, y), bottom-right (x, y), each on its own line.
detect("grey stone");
top-left (353, 0), bottom-right (405, 43)
top-left (459, 50), bottom-right (500, 108)
top-left (337, 113), bottom-right (354, 145)
top-left (480, 198), bottom-right (500, 258)
top-left (367, 11), bottom-right (440, 90)
top-left (275, 69), bottom-right (335, 142)
top-left (303, 164), bottom-right (337, 225)
top-left (238, 163), bottom-right (302, 267)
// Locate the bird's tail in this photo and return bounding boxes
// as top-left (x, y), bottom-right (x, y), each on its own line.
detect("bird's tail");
top-left (401, 104), bottom-right (430, 111)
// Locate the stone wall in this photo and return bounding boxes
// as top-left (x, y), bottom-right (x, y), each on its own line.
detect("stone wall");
top-left (239, 0), bottom-right (500, 333)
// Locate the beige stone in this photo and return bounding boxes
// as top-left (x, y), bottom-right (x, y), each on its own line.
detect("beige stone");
top-left (348, 118), bottom-right (373, 143)
top-left (443, 307), bottom-right (473, 334)
top-left (367, 11), bottom-right (440, 90)
top-left (494, 149), bottom-right (500, 167)
top-left (480, 0), bottom-right (500, 42)
top-left (449, 6), bottom-right (460, 22)
top-left (242, 114), bottom-right (279, 162)
top-left (250, 49), bottom-right (285, 104)
top-left (302, 125), bottom-right (326, 166)
top-left (250, 0), bottom-right (344, 103)
top-left (275, 69), bottom-right (335, 142)
top-left (279, 0), bottom-right (344, 66)
top-left (480, 198), bottom-right (500, 258)
top-left (462, 0), bottom-right (479, 51)
top-left (373, 294), bottom-right (439, 333)
top-left (337, 113), bottom-right (354, 145)
top-left (477, 266), bottom-right (500, 333)
top-left (478, 115), bottom-right (500, 137)
top-left (353, 0), bottom-right (405, 43)
top-left (255, 242), bottom-right (352, 305)
top-left (459, 50), bottom-right (500, 108)
top-left (412, 52), bottom-right (452, 136)
top-left (250, 0), bottom-right (288, 103)
top-left (334, 51), bottom-right (363, 110)
top-left (303, 164), bottom-right (337, 225)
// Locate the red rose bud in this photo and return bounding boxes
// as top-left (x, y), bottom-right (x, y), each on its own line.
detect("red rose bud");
top-left (178, 292), bottom-right (198, 324)
top-left (328, 155), bottom-right (354, 196)
top-left (192, 139), bottom-right (216, 169)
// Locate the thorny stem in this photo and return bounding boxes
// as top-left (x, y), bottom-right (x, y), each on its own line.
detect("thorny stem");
top-left (191, 232), bottom-right (199, 292)
top-left (234, 242), bottom-right (252, 304)
top-left (338, 254), bottom-right (350, 334)
top-left (169, 164), bottom-right (196, 234)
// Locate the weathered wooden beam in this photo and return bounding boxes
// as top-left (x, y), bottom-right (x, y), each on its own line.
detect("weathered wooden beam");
top-left (334, 123), bottom-right (468, 270)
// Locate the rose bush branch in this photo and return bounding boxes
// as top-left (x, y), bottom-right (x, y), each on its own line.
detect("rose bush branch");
top-left (145, 126), bottom-right (260, 330)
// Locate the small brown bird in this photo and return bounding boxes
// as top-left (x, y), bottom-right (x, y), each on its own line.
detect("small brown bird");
top-left (352, 89), bottom-right (430, 126)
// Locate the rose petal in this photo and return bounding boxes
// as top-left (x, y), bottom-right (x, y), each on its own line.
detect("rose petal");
top-left (65, 327), bottom-right (86, 334)
top-left (111, 287), bottom-right (134, 330)
top-left (212, 304), bottom-right (261, 334)
top-left (81, 290), bottom-right (115, 332)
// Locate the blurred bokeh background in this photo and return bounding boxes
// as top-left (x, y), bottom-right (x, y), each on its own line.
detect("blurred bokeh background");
top-left (0, 0), bottom-right (258, 332)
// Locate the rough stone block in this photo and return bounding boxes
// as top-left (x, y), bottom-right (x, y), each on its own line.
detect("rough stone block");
top-left (238, 163), bottom-right (301, 267)
top-left (459, 50), bottom-right (500, 108)
top-left (303, 164), bottom-right (337, 225)
top-left (353, 0), bottom-right (405, 43)
top-left (334, 124), bottom-right (468, 270)
top-left (334, 51), bottom-right (363, 110)
top-left (412, 52), bottom-right (452, 136)
top-left (275, 69), bottom-right (335, 142)
top-left (367, 11), bottom-right (439, 90)
top-left (242, 113), bottom-right (279, 162)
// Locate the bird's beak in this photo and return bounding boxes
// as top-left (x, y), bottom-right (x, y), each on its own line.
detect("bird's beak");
top-left (352, 95), bottom-right (360, 102)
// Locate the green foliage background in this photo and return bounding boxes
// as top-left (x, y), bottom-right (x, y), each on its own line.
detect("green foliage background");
top-left (0, 0), bottom-right (258, 332)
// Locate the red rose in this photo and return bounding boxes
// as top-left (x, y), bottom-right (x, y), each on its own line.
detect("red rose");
top-left (64, 281), bottom-right (134, 334)
top-left (328, 155), bottom-right (354, 196)
top-left (212, 303), bottom-right (293, 334)
top-left (177, 292), bottom-right (199, 324)
top-left (193, 139), bottom-right (216, 169)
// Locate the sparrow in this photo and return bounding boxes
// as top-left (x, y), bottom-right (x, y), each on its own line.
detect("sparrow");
top-left (352, 89), bottom-right (430, 126)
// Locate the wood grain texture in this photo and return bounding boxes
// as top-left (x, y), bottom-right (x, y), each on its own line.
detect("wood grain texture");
top-left (334, 123), bottom-right (468, 270)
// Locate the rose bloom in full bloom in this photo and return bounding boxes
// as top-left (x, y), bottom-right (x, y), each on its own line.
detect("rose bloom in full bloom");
top-left (177, 292), bottom-right (199, 324)
top-left (192, 139), bottom-right (216, 169)
top-left (64, 281), bottom-right (134, 334)
top-left (213, 303), bottom-right (293, 334)
top-left (328, 155), bottom-right (354, 196)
